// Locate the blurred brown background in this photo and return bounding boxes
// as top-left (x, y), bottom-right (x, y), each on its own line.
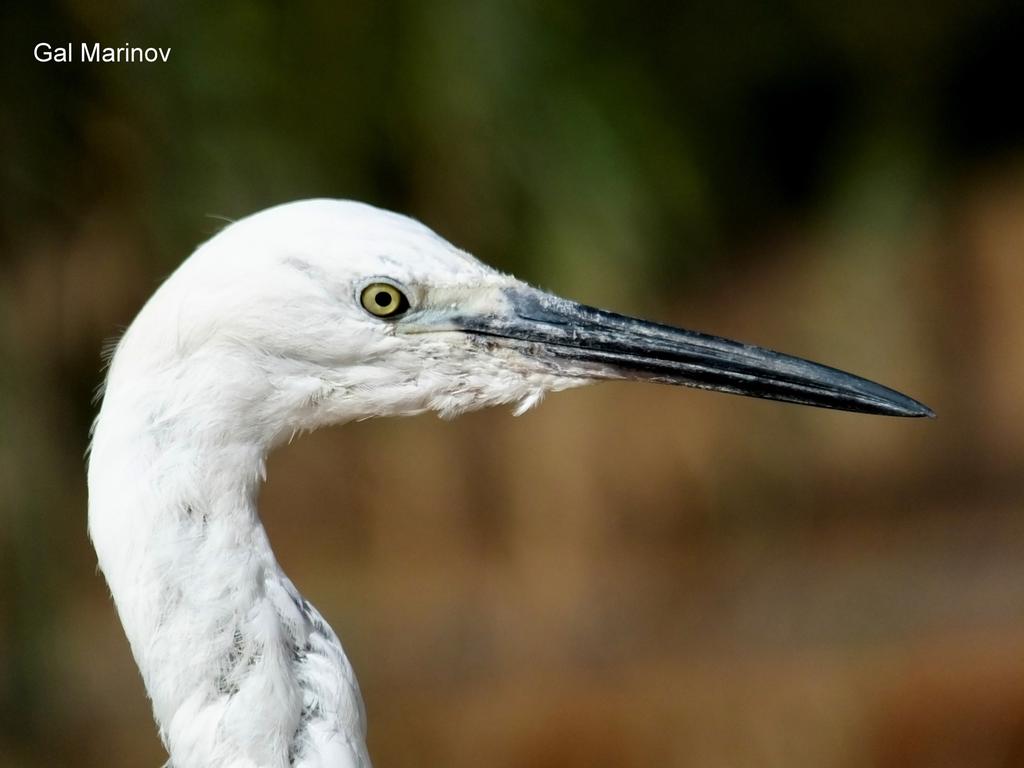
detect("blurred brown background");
top-left (2, 1), bottom-right (1024, 766)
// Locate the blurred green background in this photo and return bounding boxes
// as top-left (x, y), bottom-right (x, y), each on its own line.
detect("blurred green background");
top-left (3, 1), bottom-right (1024, 766)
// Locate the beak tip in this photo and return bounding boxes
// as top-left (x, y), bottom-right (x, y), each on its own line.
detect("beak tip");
top-left (914, 403), bottom-right (936, 419)
top-left (888, 395), bottom-right (934, 419)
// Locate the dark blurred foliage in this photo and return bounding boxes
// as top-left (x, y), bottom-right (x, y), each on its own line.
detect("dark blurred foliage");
top-left (2, 2), bottom-right (1024, 767)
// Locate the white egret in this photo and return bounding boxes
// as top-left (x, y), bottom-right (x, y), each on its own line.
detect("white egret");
top-left (87, 199), bottom-right (931, 768)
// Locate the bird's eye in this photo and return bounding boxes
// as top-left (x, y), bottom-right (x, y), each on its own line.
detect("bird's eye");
top-left (360, 282), bottom-right (410, 318)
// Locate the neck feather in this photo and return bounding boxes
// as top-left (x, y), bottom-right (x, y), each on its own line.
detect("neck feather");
top-left (88, 358), bottom-right (368, 767)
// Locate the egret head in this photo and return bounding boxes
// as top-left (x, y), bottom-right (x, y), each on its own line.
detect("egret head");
top-left (112, 199), bottom-right (930, 448)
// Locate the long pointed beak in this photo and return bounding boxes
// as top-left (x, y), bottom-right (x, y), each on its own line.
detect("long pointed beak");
top-left (455, 287), bottom-right (933, 417)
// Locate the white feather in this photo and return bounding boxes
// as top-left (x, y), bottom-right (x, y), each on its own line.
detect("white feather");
top-left (88, 200), bottom-right (589, 767)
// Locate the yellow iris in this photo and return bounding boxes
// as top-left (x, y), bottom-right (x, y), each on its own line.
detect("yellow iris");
top-left (360, 282), bottom-right (409, 318)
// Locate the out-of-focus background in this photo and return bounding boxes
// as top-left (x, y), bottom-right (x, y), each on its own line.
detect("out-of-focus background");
top-left (2, 2), bottom-right (1024, 766)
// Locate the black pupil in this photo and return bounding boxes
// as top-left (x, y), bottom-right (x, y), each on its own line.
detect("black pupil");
top-left (374, 290), bottom-right (392, 308)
